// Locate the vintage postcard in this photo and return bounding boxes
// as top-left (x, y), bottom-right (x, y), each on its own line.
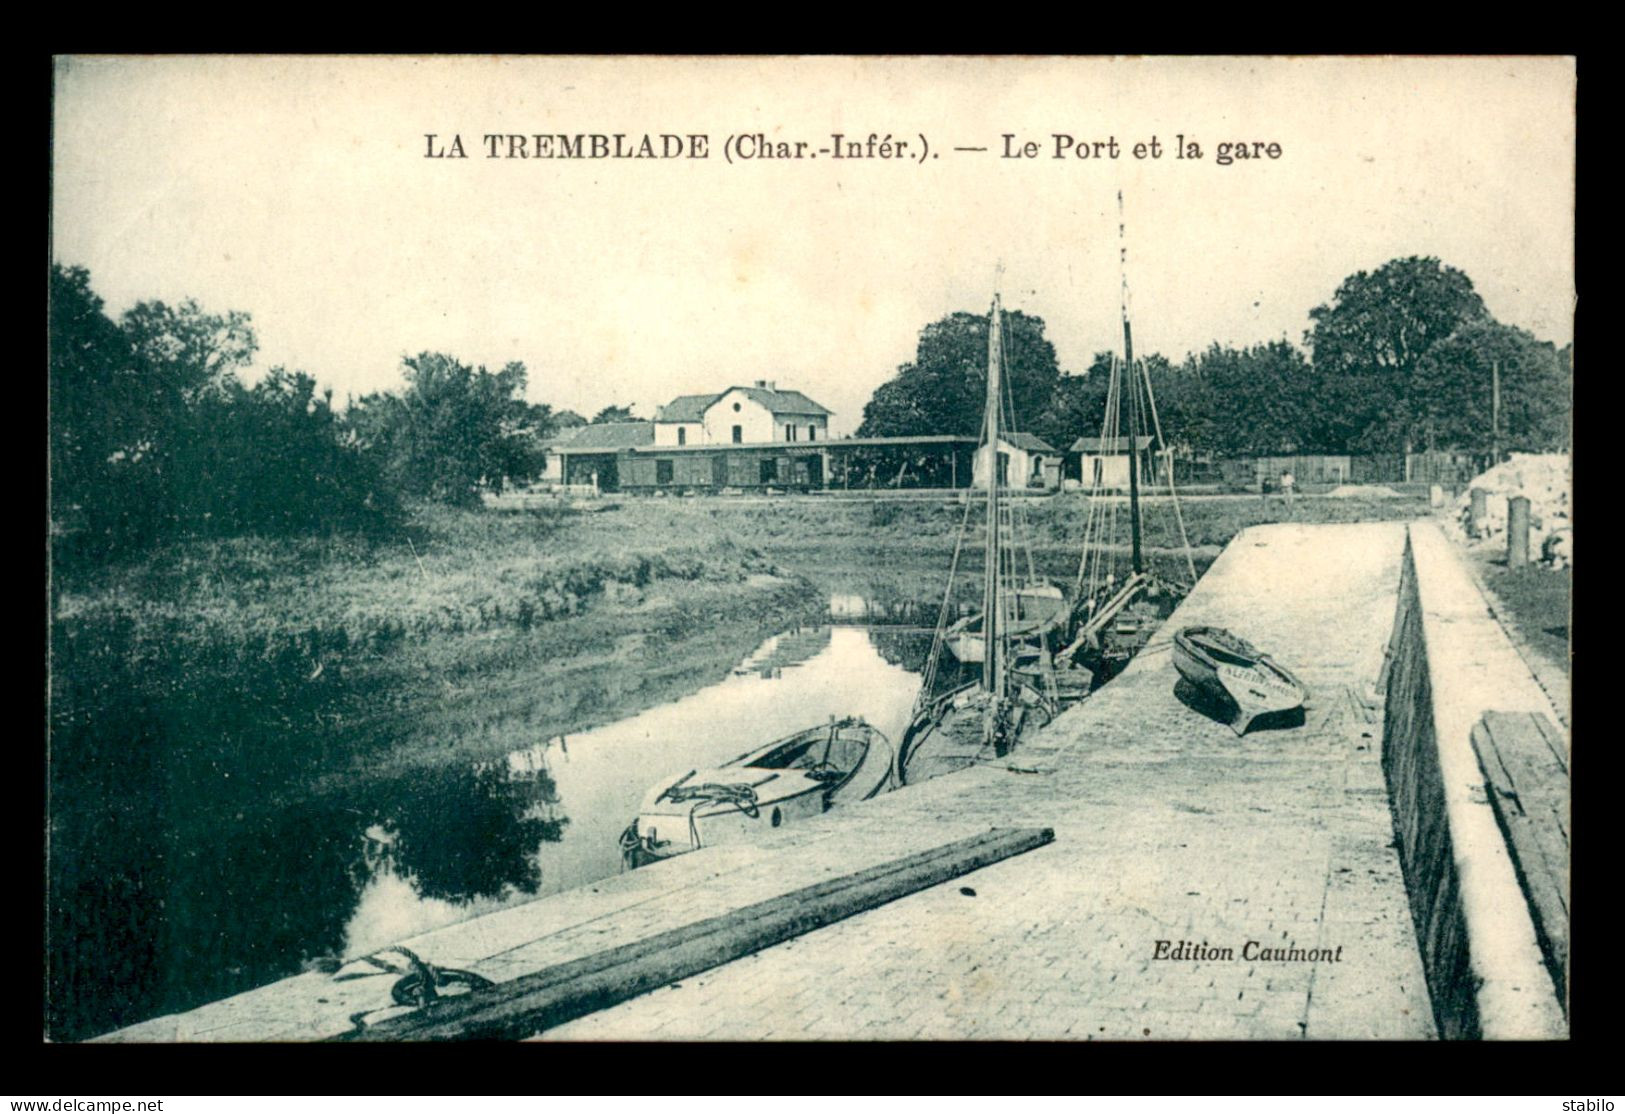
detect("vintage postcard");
top-left (48, 55), bottom-right (1573, 1043)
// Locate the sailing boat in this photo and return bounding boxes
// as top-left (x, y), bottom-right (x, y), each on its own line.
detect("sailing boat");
top-left (1054, 193), bottom-right (1197, 690)
top-left (898, 280), bottom-right (1058, 785)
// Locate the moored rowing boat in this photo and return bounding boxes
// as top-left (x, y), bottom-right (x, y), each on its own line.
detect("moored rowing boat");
top-left (620, 717), bottom-right (894, 866)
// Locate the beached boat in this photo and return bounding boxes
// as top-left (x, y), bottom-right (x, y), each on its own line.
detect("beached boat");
top-left (899, 278), bottom-right (1058, 784)
top-left (1172, 626), bottom-right (1309, 735)
top-left (619, 717), bottom-right (895, 867)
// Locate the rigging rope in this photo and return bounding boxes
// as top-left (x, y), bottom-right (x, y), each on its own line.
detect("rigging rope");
top-left (335, 945), bottom-right (495, 1033)
top-left (915, 422), bottom-right (979, 718)
top-left (1136, 355), bottom-right (1199, 585)
top-left (996, 302), bottom-right (1059, 705)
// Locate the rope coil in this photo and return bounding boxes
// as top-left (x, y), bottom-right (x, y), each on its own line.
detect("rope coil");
top-left (659, 781), bottom-right (761, 819)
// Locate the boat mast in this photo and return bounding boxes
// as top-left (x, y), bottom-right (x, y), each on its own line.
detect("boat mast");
top-left (1118, 192), bottom-right (1145, 578)
top-left (983, 286), bottom-right (1005, 700)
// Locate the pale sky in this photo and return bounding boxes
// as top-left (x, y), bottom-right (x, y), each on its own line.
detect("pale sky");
top-left (52, 56), bottom-right (1575, 436)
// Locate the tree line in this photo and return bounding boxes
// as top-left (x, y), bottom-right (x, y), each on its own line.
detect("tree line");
top-left (52, 256), bottom-right (1571, 562)
top-left (49, 264), bottom-right (717, 564)
top-left (857, 257), bottom-right (1571, 460)
top-left (50, 265), bottom-right (568, 561)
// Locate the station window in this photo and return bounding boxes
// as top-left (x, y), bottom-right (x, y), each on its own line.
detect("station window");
top-left (785, 424), bottom-right (796, 441)
top-left (808, 425), bottom-right (817, 441)
top-left (732, 425), bottom-right (743, 444)
top-left (677, 428), bottom-right (686, 446)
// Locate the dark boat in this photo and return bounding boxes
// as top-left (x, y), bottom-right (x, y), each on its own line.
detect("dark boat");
top-left (899, 278), bottom-right (1058, 785)
top-left (1172, 626), bottom-right (1309, 735)
top-left (1053, 192), bottom-right (1195, 696)
top-left (619, 716), bottom-right (895, 867)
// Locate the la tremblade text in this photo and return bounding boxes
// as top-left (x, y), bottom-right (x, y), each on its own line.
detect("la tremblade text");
top-left (1152, 940), bottom-right (1345, 963)
top-left (427, 134), bottom-right (713, 160)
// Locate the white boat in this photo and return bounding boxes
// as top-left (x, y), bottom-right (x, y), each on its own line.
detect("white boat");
top-left (944, 583), bottom-right (1067, 663)
top-left (619, 717), bottom-right (895, 867)
top-left (1172, 626), bottom-right (1308, 735)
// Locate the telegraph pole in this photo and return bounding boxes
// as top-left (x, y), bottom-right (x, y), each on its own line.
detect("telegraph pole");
top-left (1491, 359), bottom-right (1501, 466)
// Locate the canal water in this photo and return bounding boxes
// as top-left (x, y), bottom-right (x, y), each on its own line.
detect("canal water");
top-left (342, 624), bottom-right (926, 956)
top-left (50, 621), bottom-right (933, 1039)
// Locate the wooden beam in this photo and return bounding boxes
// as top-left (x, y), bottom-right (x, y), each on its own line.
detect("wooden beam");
top-left (343, 826), bottom-right (1054, 1042)
top-left (1470, 711), bottom-right (1568, 1006)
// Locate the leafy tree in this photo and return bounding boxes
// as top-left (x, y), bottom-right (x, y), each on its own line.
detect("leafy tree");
top-left (1410, 320), bottom-right (1570, 454)
top-left (858, 308), bottom-right (1062, 439)
top-left (1176, 342), bottom-right (1318, 457)
top-left (1141, 354), bottom-right (1215, 454)
top-left (1028, 350), bottom-right (1200, 456)
top-left (590, 404), bottom-right (636, 424)
top-left (1029, 362), bottom-right (1110, 452)
top-left (350, 353), bottom-right (543, 505)
top-left (50, 268), bottom-right (261, 551)
top-left (53, 265), bottom-right (404, 558)
top-left (1305, 257), bottom-right (1489, 452)
top-left (121, 297), bottom-right (257, 405)
top-left (50, 265), bottom-right (136, 518)
top-left (553, 409), bottom-right (588, 429)
top-left (169, 369), bottom-right (399, 536)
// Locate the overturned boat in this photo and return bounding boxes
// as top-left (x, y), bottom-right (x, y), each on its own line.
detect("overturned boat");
top-left (619, 717), bottom-right (895, 867)
top-left (1172, 626), bottom-right (1308, 735)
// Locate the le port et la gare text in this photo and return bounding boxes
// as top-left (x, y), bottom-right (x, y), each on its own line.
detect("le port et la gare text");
top-left (425, 132), bottom-right (1284, 166)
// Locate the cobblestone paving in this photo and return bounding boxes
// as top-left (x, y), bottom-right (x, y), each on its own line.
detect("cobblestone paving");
top-left (544, 523), bottom-right (1435, 1041)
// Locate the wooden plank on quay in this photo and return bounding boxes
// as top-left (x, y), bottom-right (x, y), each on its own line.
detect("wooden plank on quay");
top-left (344, 825), bottom-right (1055, 1042)
top-left (1470, 711), bottom-right (1569, 1004)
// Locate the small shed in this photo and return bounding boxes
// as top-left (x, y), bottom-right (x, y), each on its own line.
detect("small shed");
top-left (1070, 435), bottom-right (1153, 489)
top-left (973, 432), bottom-right (1061, 490)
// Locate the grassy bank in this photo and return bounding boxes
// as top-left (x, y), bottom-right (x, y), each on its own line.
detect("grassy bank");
top-left (53, 501), bottom-right (827, 791)
top-left (1474, 559), bottom-right (1571, 676)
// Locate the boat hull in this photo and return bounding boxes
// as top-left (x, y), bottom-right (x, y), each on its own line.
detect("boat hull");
top-left (898, 680), bottom-right (1055, 785)
top-left (1014, 660), bottom-right (1095, 704)
top-left (1172, 626), bottom-right (1308, 735)
top-left (944, 584), bottom-right (1067, 663)
top-left (621, 718), bottom-right (895, 866)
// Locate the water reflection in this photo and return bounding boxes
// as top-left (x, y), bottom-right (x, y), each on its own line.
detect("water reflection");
top-left (346, 625), bottom-right (929, 951)
top-left (51, 621), bottom-right (932, 1040)
top-left (370, 758), bottom-right (566, 903)
top-left (341, 745), bottom-right (569, 955)
top-left (733, 627), bottom-right (832, 677)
